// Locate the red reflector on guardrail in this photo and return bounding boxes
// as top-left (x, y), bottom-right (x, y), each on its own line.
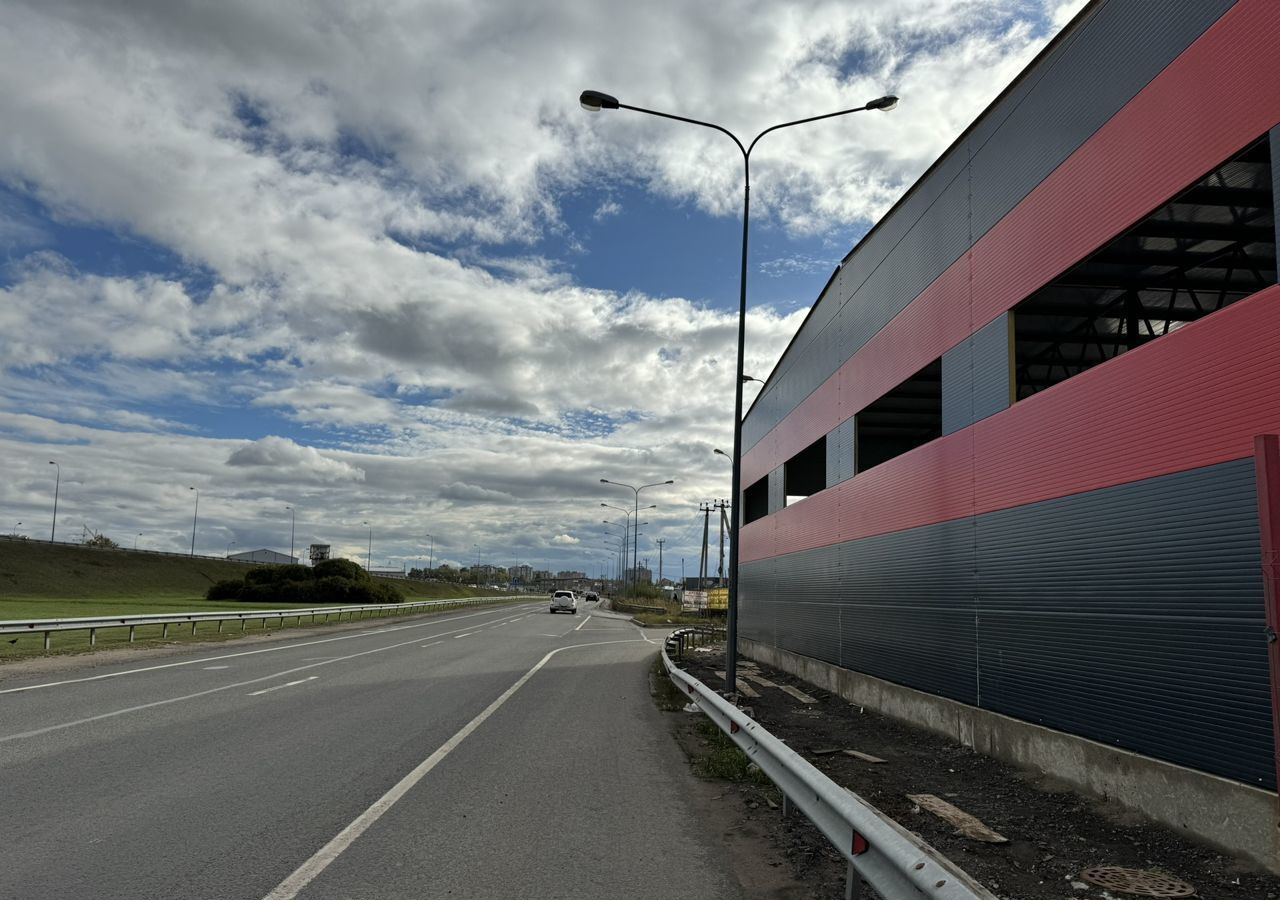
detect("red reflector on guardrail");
top-left (852, 831), bottom-right (869, 855)
top-left (730, 722), bottom-right (740, 734)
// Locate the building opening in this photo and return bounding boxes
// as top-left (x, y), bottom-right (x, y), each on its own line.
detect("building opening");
top-left (1013, 136), bottom-right (1276, 400)
top-left (855, 360), bottom-right (942, 473)
top-left (784, 435), bottom-right (826, 506)
top-left (742, 477), bottom-right (769, 525)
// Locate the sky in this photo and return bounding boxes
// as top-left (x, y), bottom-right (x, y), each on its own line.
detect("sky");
top-left (0, 0), bottom-right (1086, 578)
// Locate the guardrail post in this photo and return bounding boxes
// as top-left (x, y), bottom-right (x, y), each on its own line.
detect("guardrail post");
top-left (782, 794), bottom-right (792, 819)
top-left (191, 622), bottom-right (197, 635)
top-left (162, 623), bottom-right (169, 639)
top-left (217, 620), bottom-right (224, 634)
top-left (846, 863), bottom-right (860, 900)
top-left (44, 631), bottom-right (50, 650)
top-left (89, 628), bottom-right (96, 647)
top-left (129, 625), bottom-right (136, 642)
top-left (241, 619), bottom-right (247, 632)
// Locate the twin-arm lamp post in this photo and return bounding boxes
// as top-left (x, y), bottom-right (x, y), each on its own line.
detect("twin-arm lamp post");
top-left (581, 89), bottom-right (897, 694)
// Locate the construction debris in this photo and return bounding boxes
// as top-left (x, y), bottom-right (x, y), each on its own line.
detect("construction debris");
top-left (908, 793), bottom-right (1008, 843)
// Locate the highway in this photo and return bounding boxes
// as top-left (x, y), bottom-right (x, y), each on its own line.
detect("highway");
top-left (0, 602), bottom-right (744, 900)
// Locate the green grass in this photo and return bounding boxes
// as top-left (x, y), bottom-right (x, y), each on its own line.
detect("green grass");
top-left (690, 719), bottom-right (772, 784)
top-left (0, 539), bottom-right (523, 659)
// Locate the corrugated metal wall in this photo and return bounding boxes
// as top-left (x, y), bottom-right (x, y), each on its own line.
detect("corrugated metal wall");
top-left (740, 460), bottom-right (1273, 786)
top-left (744, 0), bottom-right (1236, 452)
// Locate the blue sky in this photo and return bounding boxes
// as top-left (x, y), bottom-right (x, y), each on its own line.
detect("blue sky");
top-left (0, 0), bottom-right (1082, 574)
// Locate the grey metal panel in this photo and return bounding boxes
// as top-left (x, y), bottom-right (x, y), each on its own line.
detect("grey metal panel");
top-left (968, 0), bottom-right (1235, 238)
top-left (742, 2), bottom-right (1237, 454)
top-left (745, 459), bottom-right (1272, 788)
top-left (826, 418), bottom-right (855, 487)
top-left (970, 314), bottom-right (1012, 425)
top-left (767, 466), bottom-right (785, 515)
top-left (1272, 126), bottom-right (1280, 252)
top-left (941, 337), bottom-right (973, 437)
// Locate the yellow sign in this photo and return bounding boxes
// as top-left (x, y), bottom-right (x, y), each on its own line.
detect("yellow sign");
top-left (707, 587), bottom-right (728, 610)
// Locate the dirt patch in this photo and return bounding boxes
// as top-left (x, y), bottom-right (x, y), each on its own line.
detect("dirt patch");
top-left (672, 649), bottom-right (1280, 900)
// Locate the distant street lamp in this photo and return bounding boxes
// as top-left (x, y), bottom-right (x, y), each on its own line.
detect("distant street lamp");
top-left (581, 88), bottom-right (897, 693)
top-left (226, 540), bottom-right (236, 557)
top-left (363, 521), bottom-right (372, 572)
top-left (425, 533), bottom-right (435, 572)
top-left (285, 505), bottom-right (295, 563)
top-left (134, 531), bottom-right (142, 551)
top-left (188, 486), bottom-right (199, 557)
top-left (601, 478), bottom-right (672, 596)
top-left (48, 460), bottom-right (60, 542)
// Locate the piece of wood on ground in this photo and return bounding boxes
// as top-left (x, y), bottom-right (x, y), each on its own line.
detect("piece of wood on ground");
top-left (714, 671), bottom-right (760, 698)
top-left (843, 749), bottom-right (886, 764)
top-left (740, 672), bottom-right (778, 689)
top-left (907, 794), bottom-right (1008, 843)
top-left (778, 684), bottom-right (819, 705)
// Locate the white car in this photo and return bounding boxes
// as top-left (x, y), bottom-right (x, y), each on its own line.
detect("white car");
top-left (549, 590), bottom-right (578, 614)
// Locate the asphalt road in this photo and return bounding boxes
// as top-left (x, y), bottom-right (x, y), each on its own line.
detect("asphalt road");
top-left (1, 602), bottom-right (745, 900)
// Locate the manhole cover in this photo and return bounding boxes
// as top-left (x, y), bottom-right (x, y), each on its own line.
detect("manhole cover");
top-left (1080, 866), bottom-right (1196, 897)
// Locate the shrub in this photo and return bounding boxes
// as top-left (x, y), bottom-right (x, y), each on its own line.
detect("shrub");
top-left (206, 580), bottom-right (243, 601)
top-left (313, 575), bottom-right (352, 604)
top-left (275, 564), bottom-right (311, 583)
top-left (313, 558), bottom-right (368, 582)
top-left (244, 567), bottom-right (278, 586)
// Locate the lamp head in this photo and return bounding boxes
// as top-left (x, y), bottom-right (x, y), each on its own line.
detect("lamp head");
top-left (866, 95), bottom-right (898, 111)
top-left (579, 90), bottom-right (619, 112)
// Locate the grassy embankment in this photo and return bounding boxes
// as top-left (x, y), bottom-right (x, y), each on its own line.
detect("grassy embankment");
top-left (0, 539), bottom-right (519, 658)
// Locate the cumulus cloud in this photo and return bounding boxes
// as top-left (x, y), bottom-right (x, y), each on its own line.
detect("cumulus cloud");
top-left (226, 436), bottom-right (365, 484)
top-left (0, 0), bottom-right (1078, 568)
top-left (551, 534), bottom-right (580, 545)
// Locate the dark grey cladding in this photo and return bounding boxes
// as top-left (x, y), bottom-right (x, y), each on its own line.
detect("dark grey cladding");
top-left (740, 459), bottom-right (1273, 787)
top-left (744, 1), bottom-right (1237, 453)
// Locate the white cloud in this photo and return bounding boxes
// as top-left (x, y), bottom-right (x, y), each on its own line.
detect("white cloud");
top-left (226, 436), bottom-right (366, 484)
top-left (551, 534), bottom-right (580, 545)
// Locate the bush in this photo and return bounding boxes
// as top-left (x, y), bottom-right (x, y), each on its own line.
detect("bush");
top-left (275, 564), bottom-right (311, 583)
top-left (313, 575), bottom-right (352, 604)
top-left (244, 567), bottom-right (278, 586)
top-left (313, 558), bottom-right (368, 582)
top-left (206, 580), bottom-right (243, 601)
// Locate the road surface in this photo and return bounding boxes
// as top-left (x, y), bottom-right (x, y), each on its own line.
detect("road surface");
top-left (1, 602), bottom-right (746, 899)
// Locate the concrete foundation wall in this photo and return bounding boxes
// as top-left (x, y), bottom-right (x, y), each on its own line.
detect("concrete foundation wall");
top-left (741, 637), bottom-right (1280, 873)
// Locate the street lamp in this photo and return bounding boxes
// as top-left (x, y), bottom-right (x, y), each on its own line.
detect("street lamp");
top-left (582, 89), bottom-right (897, 694)
top-left (601, 479), bottom-right (673, 596)
top-left (285, 505), bottom-right (295, 563)
top-left (188, 486), bottom-right (199, 557)
top-left (363, 521), bottom-right (372, 572)
top-left (48, 460), bottom-right (60, 542)
top-left (134, 531), bottom-right (142, 551)
top-left (226, 540), bottom-right (236, 558)
top-left (425, 533), bottom-right (434, 572)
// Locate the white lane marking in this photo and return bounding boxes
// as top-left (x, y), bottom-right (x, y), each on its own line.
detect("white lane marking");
top-left (419, 641), bottom-right (443, 649)
top-left (202, 666), bottom-right (230, 670)
top-left (453, 632), bottom-right (475, 639)
top-left (537, 634), bottom-right (563, 638)
top-left (0, 614), bottom-right (532, 743)
top-left (261, 637), bottom-right (645, 900)
top-left (633, 625), bottom-right (656, 644)
top-left (248, 676), bottom-right (319, 697)
top-left (573, 615), bottom-right (592, 632)
top-left (0, 604), bottom-right (539, 695)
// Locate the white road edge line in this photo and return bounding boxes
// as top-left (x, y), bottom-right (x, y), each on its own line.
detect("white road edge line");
top-left (573, 614), bottom-right (592, 632)
top-left (0, 604), bottom-right (539, 695)
top-left (248, 676), bottom-right (319, 697)
top-left (261, 638), bottom-right (645, 900)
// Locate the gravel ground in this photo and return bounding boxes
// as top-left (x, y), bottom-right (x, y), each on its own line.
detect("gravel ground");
top-left (672, 648), bottom-right (1280, 900)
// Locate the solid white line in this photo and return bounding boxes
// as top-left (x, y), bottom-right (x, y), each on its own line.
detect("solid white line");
top-left (419, 641), bottom-right (443, 649)
top-left (0, 612), bottom-right (532, 742)
top-left (573, 615), bottom-right (592, 632)
top-left (261, 637), bottom-right (644, 900)
top-left (0, 604), bottom-right (538, 695)
top-left (202, 666), bottom-right (230, 670)
top-left (248, 676), bottom-right (318, 697)
top-left (453, 633), bottom-right (474, 639)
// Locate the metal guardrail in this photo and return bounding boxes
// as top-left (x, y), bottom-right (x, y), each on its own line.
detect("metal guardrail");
top-left (662, 628), bottom-right (997, 900)
top-left (0, 596), bottom-right (519, 650)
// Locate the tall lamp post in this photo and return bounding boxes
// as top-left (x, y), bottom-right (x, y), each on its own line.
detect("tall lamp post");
top-left (601, 479), bottom-right (672, 596)
top-left (188, 486), bottom-right (199, 557)
top-left (285, 505), bottom-right (295, 563)
top-left (582, 89), bottom-right (897, 694)
top-left (363, 521), bottom-right (372, 572)
top-left (226, 540), bottom-right (236, 558)
top-left (425, 533), bottom-right (434, 572)
top-left (48, 460), bottom-right (60, 542)
top-left (601, 502), bottom-right (632, 589)
top-left (134, 531), bottom-right (142, 550)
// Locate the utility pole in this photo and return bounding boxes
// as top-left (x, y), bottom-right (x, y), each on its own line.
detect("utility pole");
top-left (698, 502), bottom-right (712, 590)
top-left (715, 499), bottom-right (730, 586)
top-left (656, 538), bottom-right (665, 585)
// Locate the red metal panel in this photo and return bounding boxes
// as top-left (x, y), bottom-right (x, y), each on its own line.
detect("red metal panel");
top-left (1251, 434), bottom-right (1280, 796)
top-left (743, 285), bottom-right (1280, 563)
top-left (740, 0), bottom-right (1280, 487)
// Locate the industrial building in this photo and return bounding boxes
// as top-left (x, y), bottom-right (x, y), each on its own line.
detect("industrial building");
top-left (737, 0), bottom-right (1279, 863)
top-left (227, 549), bottom-right (297, 565)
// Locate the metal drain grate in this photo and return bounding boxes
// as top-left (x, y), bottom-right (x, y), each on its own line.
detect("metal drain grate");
top-left (1080, 866), bottom-right (1196, 897)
